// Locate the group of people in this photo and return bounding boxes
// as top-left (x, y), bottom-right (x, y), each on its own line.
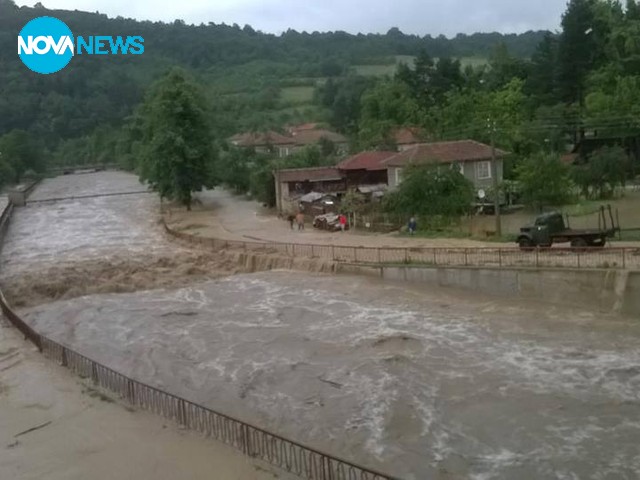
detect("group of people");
top-left (286, 212), bottom-right (348, 232)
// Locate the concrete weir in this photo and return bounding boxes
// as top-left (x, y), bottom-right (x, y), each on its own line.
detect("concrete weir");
top-left (339, 264), bottom-right (639, 316)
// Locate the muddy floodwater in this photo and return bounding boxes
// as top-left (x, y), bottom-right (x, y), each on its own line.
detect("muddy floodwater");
top-left (0, 172), bottom-right (180, 279)
top-left (2, 173), bottom-right (640, 480)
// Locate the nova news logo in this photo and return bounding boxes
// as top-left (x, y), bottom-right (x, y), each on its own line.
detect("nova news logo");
top-left (18, 16), bottom-right (145, 75)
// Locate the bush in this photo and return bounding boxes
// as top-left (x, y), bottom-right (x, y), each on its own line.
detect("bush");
top-left (385, 164), bottom-right (475, 217)
top-left (515, 153), bottom-right (573, 210)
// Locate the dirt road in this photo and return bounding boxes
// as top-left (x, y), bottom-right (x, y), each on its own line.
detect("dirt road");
top-left (167, 189), bottom-right (640, 249)
top-left (0, 317), bottom-right (291, 480)
top-left (166, 189), bottom-right (498, 248)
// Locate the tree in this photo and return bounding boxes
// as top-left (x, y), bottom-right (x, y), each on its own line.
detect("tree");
top-left (0, 130), bottom-right (44, 183)
top-left (573, 146), bottom-right (631, 198)
top-left (0, 157), bottom-right (15, 190)
top-left (396, 51), bottom-right (464, 108)
top-left (216, 147), bottom-right (253, 194)
top-left (526, 33), bottom-right (559, 104)
top-left (627, 0), bottom-right (640, 20)
top-left (250, 161), bottom-right (277, 206)
top-left (484, 42), bottom-right (530, 90)
top-left (515, 153), bottom-right (574, 210)
top-left (138, 68), bottom-right (216, 210)
top-left (557, 0), bottom-right (611, 104)
top-left (385, 164), bottom-right (475, 218)
top-left (358, 81), bottom-right (425, 148)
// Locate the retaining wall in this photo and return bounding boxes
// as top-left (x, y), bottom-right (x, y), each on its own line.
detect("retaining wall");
top-left (339, 263), bottom-right (640, 316)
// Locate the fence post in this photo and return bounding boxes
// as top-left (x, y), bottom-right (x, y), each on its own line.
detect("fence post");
top-left (623, 249), bottom-right (626, 269)
top-left (332, 245), bottom-right (335, 261)
top-left (127, 379), bottom-right (136, 405)
top-left (243, 424), bottom-right (252, 456)
top-left (535, 248), bottom-right (539, 268)
top-left (377, 248), bottom-right (381, 264)
top-left (353, 247), bottom-right (357, 262)
top-left (577, 250), bottom-right (581, 269)
top-left (92, 362), bottom-right (99, 384)
top-left (464, 248), bottom-right (468, 266)
top-left (312, 245), bottom-right (316, 258)
top-left (499, 249), bottom-right (503, 268)
top-left (61, 347), bottom-right (68, 367)
top-left (180, 399), bottom-right (188, 427)
top-left (404, 248), bottom-right (408, 264)
top-left (432, 249), bottom-right (437, 266)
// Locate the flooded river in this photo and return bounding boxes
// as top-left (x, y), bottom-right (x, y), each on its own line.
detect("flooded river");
top-left (2, 173), bottom-right (640, 479)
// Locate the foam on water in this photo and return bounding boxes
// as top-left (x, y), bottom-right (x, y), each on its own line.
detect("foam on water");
top-left (16, 273), bottom-right (640, 479)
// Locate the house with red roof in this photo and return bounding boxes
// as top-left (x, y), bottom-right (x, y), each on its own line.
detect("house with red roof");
top-left (273, 150), bottom-right (396, 212)
top-left (228, 127), bottom-right (348, 158)
top-left (336, 150), bottom-right (397, 187)
top-left (384, 140), bottom-right (508, 191)
top-left (228, 131), bottom-right (296, 158)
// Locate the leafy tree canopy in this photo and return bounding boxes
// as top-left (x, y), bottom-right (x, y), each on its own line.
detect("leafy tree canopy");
top-left (385, 164), bottom-right (475, 217)
top-left (137, 68), bottom-right (216, 209)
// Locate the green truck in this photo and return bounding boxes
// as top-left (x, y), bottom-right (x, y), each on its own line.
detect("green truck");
top-left (517, 205), bottom-right (620, 249)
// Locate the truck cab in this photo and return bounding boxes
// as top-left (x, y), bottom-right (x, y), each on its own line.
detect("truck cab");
top-left (517, 212), bottom-right (565, 249)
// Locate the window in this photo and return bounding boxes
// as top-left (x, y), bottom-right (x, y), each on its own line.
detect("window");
top-left (395, 168), bottom-right (403, 185)
top-left (476, 161), bottom-right (491, 180)
top-left (279, 147), bottom-right (290, 158)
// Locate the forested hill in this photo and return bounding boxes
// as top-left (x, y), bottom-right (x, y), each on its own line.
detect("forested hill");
top-left (0, 0), bottom-right (547, 148)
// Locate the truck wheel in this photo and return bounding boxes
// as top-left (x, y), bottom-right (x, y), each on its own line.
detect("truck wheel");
top-left (571, 238), bottom-right (588, 249)
top-left (518, 238), bottom-right (533, 250)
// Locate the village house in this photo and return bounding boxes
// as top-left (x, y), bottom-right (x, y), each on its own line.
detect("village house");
top-left (228, 131), bottom-right (295, 158)
top-left (274, 150), bottom-right (397, 212)
top-left (273, 166), bottom-right (346, 212)
top-left (384, 140), bottom-right (508, 191)
top-left (228, 125), bottom-right (348, 158)
top-left (336, 150), bottom-right (397, 187)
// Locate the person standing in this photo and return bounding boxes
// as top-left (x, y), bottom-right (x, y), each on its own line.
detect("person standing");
top-left (339, 213), bottom-right (347, 232)
top-left (287, 214), bottom-right (295, 230)
top-left (296, 212), bottom-right (305, 231)
top-left (408, 217), bottom-right (417, 235)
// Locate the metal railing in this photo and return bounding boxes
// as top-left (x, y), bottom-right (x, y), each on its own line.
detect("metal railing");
top-left (164, 223), bottom-right (640, 271)
top-left (0, 201), bottom-right (400, 480)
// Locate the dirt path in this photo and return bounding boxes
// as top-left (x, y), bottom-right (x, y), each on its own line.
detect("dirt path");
top-left (166, 189), bottom-right (498, 248)
top-left (0, 321), bottom-right (292, 480)
top-left (166, 189), bottom-right (640, 249)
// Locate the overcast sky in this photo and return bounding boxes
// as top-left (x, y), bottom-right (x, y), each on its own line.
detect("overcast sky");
top-left (15, 0), bottom-right (566, 36)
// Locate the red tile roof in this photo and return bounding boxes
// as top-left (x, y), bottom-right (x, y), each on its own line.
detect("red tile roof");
top-left (287, 123), bottom-right (321, 133)
top-left (229, 131), bottom-right (294, 147)
top-left (384, 140), bottom-right (508, 167)
top-left (276, 167), bottom-right (344, 183)
top-left (337, 151), bottom-right (397, 171)
top-left (291, 129), bottom-right (347, 146)
top-left (392, 127), bottom-right (426, 145)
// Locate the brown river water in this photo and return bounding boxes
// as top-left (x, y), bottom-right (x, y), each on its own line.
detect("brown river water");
top-left (1, 173), bottom-right (639, 480)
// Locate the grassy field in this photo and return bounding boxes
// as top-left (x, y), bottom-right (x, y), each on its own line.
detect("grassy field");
top-left (462, 189), bottom-right (640, 240)
top-left (280, 86), bottom-right (315, 104)
top-left (353, 55), bottom-right (488, 77)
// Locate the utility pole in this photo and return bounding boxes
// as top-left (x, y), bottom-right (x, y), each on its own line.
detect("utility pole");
top-left (488, 119), bottom-right (502, 237)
